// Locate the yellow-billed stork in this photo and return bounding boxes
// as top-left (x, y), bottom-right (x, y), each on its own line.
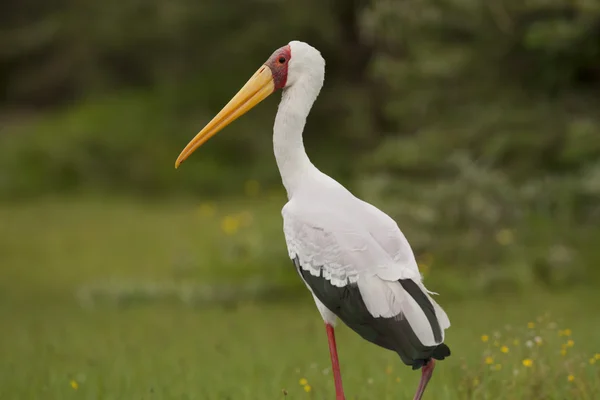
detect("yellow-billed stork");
top-left (175, 41), bottom-right (451, 400)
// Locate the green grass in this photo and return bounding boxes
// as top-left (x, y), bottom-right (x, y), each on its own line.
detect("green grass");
top-left (0, 196), bottom-right (290, 300)
top-left (1, 198), bottom-right (599, 399)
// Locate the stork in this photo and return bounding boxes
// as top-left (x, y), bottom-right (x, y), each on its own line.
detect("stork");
top-left (175, 41), bottom-right (451, 400)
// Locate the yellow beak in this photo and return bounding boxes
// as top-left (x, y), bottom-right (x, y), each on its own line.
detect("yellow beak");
top-left (175, 66), bottom-right (275, 168)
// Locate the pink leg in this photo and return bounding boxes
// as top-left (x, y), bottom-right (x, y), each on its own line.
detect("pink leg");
top-left (413, 359), bottom-right (436, 400)
top-left (325, 323), bottom-right (346, 400)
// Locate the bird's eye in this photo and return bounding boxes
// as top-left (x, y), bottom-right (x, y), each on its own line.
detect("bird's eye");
top-left (278, 56), bottom-right (286, 64)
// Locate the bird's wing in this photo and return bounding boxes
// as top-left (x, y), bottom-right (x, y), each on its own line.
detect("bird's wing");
top-left (282, 197), bottom-right (422, 288)
top-left (356, 198), bottom-right (423, 275)
top-left (283, 196), bottom-right (450, 341)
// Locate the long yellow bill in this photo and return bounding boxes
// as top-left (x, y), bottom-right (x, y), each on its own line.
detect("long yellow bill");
top-left (175, 66), bottom-right (275, 168)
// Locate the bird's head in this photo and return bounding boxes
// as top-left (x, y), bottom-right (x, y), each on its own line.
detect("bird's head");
top-left (174, 41), bottom-right (324, 168)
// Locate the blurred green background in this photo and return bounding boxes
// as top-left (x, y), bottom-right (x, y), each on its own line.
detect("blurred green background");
top-left (1, 0), bottom-right (599, 399)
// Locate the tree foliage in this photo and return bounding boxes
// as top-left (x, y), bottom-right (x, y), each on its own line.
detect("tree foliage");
top-left (1, 0), bottom-right (375, 195)
top-left (356, 0), bottom-right (600, 289)
top-left (362, 0), bottom-right (600, 176)
top-left (1, 0), bottom-right (599, 288)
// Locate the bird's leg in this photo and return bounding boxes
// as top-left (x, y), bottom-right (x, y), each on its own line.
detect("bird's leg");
top-left (413, 359), bottom-right (436, 400)
top-left (325, 323), bottom-right (346, 400)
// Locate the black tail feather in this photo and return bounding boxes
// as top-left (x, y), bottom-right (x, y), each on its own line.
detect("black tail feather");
top-left (399, 279), bottom-right (442, 343)
top-left (411, 343), bottom-right (452, 370)
top-left (433, 343), bottom-right (451, 360)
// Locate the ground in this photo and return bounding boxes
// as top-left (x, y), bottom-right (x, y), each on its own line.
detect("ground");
top-left (1, 198), bottom-right (599, 399)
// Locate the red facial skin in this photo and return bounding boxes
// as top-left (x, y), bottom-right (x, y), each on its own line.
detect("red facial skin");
top-left (265, 45), bottom-right (291, 91)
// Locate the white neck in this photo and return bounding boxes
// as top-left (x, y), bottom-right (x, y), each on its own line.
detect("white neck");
top-left (273, 76), bottom-right (322, 197)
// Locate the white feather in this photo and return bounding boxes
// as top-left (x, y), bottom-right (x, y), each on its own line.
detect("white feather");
top-left (400, 290), bottom-right (438, 346)
top-left (312, 294), bottom-right (338, 326)
top-left (357, 274), bottom-right (404, 317)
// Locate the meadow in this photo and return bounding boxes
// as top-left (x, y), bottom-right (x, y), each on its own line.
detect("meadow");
top-left (1, 197), bottom-right (599, 399)
top-left (3, 0), bottom-right (600, 398)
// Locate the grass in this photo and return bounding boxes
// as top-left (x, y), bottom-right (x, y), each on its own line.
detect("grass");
top-left (1, 197), bottom-right (599, 399)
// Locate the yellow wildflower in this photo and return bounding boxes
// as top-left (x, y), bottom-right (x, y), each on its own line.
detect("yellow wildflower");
top-left (70, 380), bottom-right (78, 390)
top-left (493, 364), bottom-right (502, 371)
top-left (481, 335), bottom-right (489, 343)
top-left (589, 358), bottom-right (596, 365)
top-left (221, 215), bottom-right (240, 235)
top-left (395, 377), bottom-right (401, 383)
top-left (500, 346), bottom-right (509, 354)
top-left (568, 375), bottom-right (575, 383)
top-left (522, 359), bottom-right (533, 367)
top-left (303, 384), bottom-right (312, 393)
top-left (595, 353), bottom-right (600, 360)
top-left (566, 339), bottom-right (574, 348)
top-left (485, 356), bottom-right (494, 365)
top-left (559, 328), bottom-right (572, 337)
top-left (299, 378), bottom-right (308, 386)
top-left (561, 349), bottom-right (567, 356)
top-left (527, 322), bottom-right (535, 329)
top-left (244, 180), bottom-right (260, 197)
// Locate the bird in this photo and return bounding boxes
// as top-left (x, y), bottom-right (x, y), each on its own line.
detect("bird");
top-left (175, 41), bottom-right (451, 400)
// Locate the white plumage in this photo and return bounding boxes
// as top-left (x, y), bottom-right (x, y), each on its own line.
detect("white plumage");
top-left (282, 169), bottom-right (450, 345)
